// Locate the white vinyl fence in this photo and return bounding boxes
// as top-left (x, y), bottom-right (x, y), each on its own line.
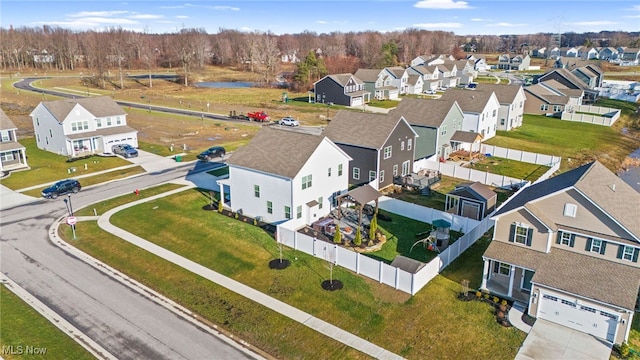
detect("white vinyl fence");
top-left (417, 160), bottom-right (528, 189)
top-left (560, 105), bottom-right (621, 126)
top-left (480, 145), bottom-right (561, 166)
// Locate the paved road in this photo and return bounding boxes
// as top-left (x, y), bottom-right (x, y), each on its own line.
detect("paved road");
top-left (1, 164), bottom-right (262, 359)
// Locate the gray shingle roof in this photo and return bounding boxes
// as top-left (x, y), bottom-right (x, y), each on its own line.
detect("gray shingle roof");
top-left (450, 130), bottom-right (482, 143)
top-left (388, 97), bottom-right (461, 128)
top-left (476, 84), bottom-right (522, 104)
top-left (438, 88), bottom-right (497, 113)
top-left (327, 73), bottom-right (364, 86)
top-left (226, 126), bottom-right (326, 179)
top-left (354, 69), bottom-right (382, 82)
top-left (0, 108), bottom-right (17, 130)
top-left (322, 110), bottom-right (407, 149)
top-left (484, 241), bottom-right (640, 309)
top-left (449, 181), bottom-right (496, 201)
top-left (41, 96), bottom-right (126, 122)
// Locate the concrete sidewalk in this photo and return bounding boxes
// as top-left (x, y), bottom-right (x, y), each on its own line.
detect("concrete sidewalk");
top-left (89, 190), bottom-right (405, 360)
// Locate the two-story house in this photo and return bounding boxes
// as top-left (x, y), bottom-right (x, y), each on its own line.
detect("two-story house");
top-left (406, 65), bottom-right (441, 92)
top-left (312, 74), bottom-right (370, 107)
top-left (388, 97), bottom-right (464, 163)
top-left (353, 68), bottom-right (399, 100)
top-left (29, 96), bottom-right (138, 157)
top-left (620, 48), bottom-right (640, 64)
top-left (382, 66), bottom-right (409, 94)
top-left (481, 161), bottom-right (640, 344)
top-left (322, 111), bottom-right (417, 190)
top-left (536, 68), bottom-right (598, 103)
top-left (497, 54), bottom-right (531, 71)
top-left (523, 80), bottom-right (584, 115)
top-left (225, 127), bottom-right (351, 226)
top-left (439, 88), bottom-right (501, 140)
top-left (480, 84), bottom-right (526, 131)
top-left (0, 108), bottom-right (28, 172)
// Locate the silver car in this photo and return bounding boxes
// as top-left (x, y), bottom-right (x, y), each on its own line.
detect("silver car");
top-left (279, 117), bottom-right (299, 126)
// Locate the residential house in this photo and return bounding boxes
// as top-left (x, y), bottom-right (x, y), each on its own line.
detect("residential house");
top-left (481, 161), bottom-right (640, 344)
top-left (407, 65), bottom-right (441, 92)
top-left (523, 80), bottom-right (584, 115)
top-left (479, 84), bottom-right (526, 131)
top-left (497, 54), bottom-right (531, 71)
top-left (444, 59), bottom-right (477, 84)
top-left (466, 55), bottom-right (490, 72)
top-left (548, 47), bottom-right (561, 59)
top-left (312, 73), bottom-right (370, 107)
top-left (579, 47), bottom-right (599, 60)
top-left (410, 54), bottom-right (454, 67)
top-left (621, 48), bottom-right (640, 64)
top-left (554, 57), bottom-right (589, 69)
top-left (29, 96), bottom-right (138, 157)
top-left (445, 181), bottom-right (497, 220)
top-left (535, 68), bottom-right (598, 103)
top-left (224, 126), bottom-right (351, 226)
top-left (598, 47), bottom-right (619, 61)
top-left (322, 111), bottom-right (417, 190)
top-left (436, 64), bottom-right (459, 88)
top-left (0, 108), bottom-right (28, 172)
top-left (564, 46), bottom-right (580, 58)
top-left (532, 47), bottom-right (546, 58)
top-left (406, 74), bottom-right (425, 95)
top-left (388, 98), bottom-right (464, 162)
top-left (438, 88), bottom-right (501, 140)
top-left (382, 66), bottom-right (409, 94)
top-left (354, 68), bottom-right (399, 100)
top-left (571, 64), bottom-right (603, 89)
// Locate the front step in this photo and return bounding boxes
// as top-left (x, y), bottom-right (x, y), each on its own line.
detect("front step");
top-left (512, 300), bottom-right (528, 312)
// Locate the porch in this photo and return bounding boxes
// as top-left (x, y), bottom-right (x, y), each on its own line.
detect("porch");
top-left (481, 258), bottom-right (533, 304)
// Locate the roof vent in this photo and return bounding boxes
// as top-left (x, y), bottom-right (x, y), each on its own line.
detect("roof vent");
top-left (611, 184), bottom-right (616, 192)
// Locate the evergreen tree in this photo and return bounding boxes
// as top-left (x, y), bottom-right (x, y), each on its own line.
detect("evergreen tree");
top-left (354, 227), bottom-right (362, 246)
top-left (333, 224), bottom-right (342, 244)
top-left (369, 215), bottom-right (378, 240)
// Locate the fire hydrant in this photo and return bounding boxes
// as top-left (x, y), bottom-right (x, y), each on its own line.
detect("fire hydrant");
top-left (135, 189), bottom-right (140, 196)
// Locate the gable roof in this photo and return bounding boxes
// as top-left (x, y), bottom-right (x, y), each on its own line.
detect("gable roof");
top-left (226, 127), bottom-right (328, 179)
top-left (449, 181), bottom-right (496, 202)
top-left (450, 130), bottom-right (482, 143)
top-left (384, 66), bottom-right (406, 78)
top-left (409, 65), bottom-right (435, 75)
top-left (322, 73), bottom-right (364, 87)
top-left (538, 68), bottom-right (589, 90)
top-left (322, 111), bottom-right (415, 149)
top-left (477, 84), bottom-right (522, 103)
top-left (438, 88), bottom-right (498, 113)
top-left (354, 69), bottom-right (382, 82)
top-left (39, 96), bottom-right (126, 122)
top-left (0, 108), bottom-right (17, 130)
top-left (407, 74), bottom-right (421, 86)
top-left (523, 82), bottom-right (581, 105)
top-left (388, 97), bottom-right (462, 128)
top-left (494, 161), bottom-right (640, 240)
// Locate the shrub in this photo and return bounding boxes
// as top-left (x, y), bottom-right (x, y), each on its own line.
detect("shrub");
top-left (369, 215), bottom-right (378, 240)
top-left (217, 201), bottom-right (223, 214)
top-left (492, 296), bottom-right (499, 304)
top-left (253, 218), bottom-right (258, 226)
top-left (501, 299), bottom-right (508, 306)
top-left (620, 342), bottom-right (630, 358)
top-left (475, 291), bottom-right (482, 298)
top-left (496, 310), bottom-right (505, 320)
top-left (234, 212), bottom-right (239, 219)
top-left (353, 228), bottom-right (362, 246)
top-left (483, 293), bottom-right (490, 300)
top-left (333, 224), bottom-right (342, 244)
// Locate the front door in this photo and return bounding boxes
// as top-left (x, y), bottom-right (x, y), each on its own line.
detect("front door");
top-left (521, 269), bottom-right (534, 291)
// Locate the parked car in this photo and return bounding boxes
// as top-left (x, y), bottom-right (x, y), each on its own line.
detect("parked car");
top-left (279, 117), bottom-right (299, 126)
top-left (197, 146), bottom-right (226, 161)
top-left (112, 144), bottom-right (139, 158)
top-left (423, 89), bottom-right (437, 95)
top-left (42, 179), bottom-right (81, 199)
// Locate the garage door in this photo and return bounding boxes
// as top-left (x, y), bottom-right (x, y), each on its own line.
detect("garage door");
top-left (461, 201), bottom-right (480, 220)
top-left (351, 97), bottom-right (362, 107)
top-left (538, 293), bottom-right (617, 342)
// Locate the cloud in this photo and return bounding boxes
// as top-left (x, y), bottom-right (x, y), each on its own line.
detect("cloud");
top-left (68, 11), bottom-right (129, 18)
top-left (414, 22), bottom-right (463, 28)
top-left (316, 20), bottom-right (328, 24)
top-left (176, 15), bottom-right (189, 19)
top-left (471, 18), bottom-right (492, 22)
top-left (212, 6), bottom-right (239, 11)
top-left (129, 14), bottom-right (164, 20)
top-left (487, 22), bottom-right (527, 27)
top-left (624, 14), bottom-right (640, 18)
top-left (414, 0), bottom-right (471, 9)
top-left (562, 21), bottom-right (618, 26)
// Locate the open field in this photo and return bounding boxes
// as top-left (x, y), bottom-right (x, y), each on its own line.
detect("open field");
top-left (61, 188), bottom-right (526, 359)
top-left (0, 286), bottom-right (95, 360)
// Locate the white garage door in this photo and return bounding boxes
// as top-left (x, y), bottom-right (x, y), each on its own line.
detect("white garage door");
top-left (351, 97), bottom-right (362, 107)
top-left (538, 293), bottom-right (617, 342)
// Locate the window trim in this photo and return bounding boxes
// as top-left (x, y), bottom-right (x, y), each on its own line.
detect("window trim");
top-left (353, 167), bottom-right (360, 180)
top-left (267, 201), bottom-right (273, 214)
top-left (383, 146), bottom-right (392, 159)
top-left (338, 164), bottom-right (343, 176)
top-left (302, 174), bottom-right (312, 190)
top-left (254, 185), bottom-right (260, 198)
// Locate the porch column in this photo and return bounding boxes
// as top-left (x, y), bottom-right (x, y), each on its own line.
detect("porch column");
top-left (20, 148), bottom-right (28, 167)
top-left (481, 259), bottom-right (489, 290)
top-left (507, 265), bottom-right (515, 297)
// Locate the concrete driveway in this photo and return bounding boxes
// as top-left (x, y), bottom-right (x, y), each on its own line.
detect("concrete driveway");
top-left (515, 319), bottom-right (612, 360)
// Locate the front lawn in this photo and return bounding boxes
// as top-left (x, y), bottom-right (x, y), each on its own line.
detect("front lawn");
top-left (0, 137), bottom-right (133, 190)
top-left (0, 286), bottom-right (95, 360)
top-left (61, 189), bottom-right (525, 359)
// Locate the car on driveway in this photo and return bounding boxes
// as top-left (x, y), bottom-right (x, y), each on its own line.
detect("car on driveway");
top-left (279, 117), bottom-right (299, 126)
top-left (197, 146), bottom-right (226, 161)
top-left (42, 179), bottom-right (81, 199)
top-left (423, 89), bottom-right (436, 95)
top-left (112, 144), bottom-right (139, 158)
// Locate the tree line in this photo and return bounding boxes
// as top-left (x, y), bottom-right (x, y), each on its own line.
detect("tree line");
top-left (1, 25), bottom-right (637, 90)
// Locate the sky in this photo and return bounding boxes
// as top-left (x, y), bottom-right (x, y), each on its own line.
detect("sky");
top-left (1, 0), bottom-right (639, 36)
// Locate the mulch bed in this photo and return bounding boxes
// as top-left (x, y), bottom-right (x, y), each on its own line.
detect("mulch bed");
top-left (268, 259), bottom-right (290, 270)
top-left (321, 280), bottom-right (343, 291)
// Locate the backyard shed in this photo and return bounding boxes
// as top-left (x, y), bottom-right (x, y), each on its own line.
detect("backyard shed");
top-left (445, 182), bottom-right (497, 220)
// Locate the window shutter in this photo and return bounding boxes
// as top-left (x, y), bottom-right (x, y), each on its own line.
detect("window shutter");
top-left (556, 231), bottom-right (562, 244)
top-left (526, 228), bottom-right (533, 247)
top-left (600, 241), bottom-right (606, 255)
top-left (585, 238), bottom-right (592, 251)
top-left (569, 234), bottom-right (575, 248)
top-left (617, 245), bottom-right (624, 259)
top-left (633, 249), bottom-right (639, 263)
top-left (509, 224), bottom-right (515, 243)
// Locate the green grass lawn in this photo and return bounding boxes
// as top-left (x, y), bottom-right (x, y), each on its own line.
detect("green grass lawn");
top-left (0, 137), bottom-right (134, 190)
top-left (74, 183), bottom-right (187, 216)
top-left (469, 156), bottom-right (550, 181)
top-left (0, 286), bottom-right (95, 360)
top-left (61, 189), bottom-right (526, 359)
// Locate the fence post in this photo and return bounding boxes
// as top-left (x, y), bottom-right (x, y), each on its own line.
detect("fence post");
top-left (395, 267), bottom-right (400, 289)
top-left (356, 253), bottom-right (360, 274)
top-left (334, 244), bottom-right (338, 264)
top-left (379, 261), bottom-right (383, 283)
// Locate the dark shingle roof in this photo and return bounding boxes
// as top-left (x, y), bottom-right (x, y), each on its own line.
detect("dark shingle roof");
top-left (326, 73), bottom-right (364, 86)
top-left (226, 127), bottom-right (326, 179)
top-left (41, 96), bottom-right (126, 122)
top-left (476, 84), bottom-right (522, 104)
top-left (450, 130), bottom-right (482, 143)
top-left (388, 97), bottom-right (461, 128)
top-left (0, 108), bottom-right (17, 130)
top-left (322, 111), bottom-right (407, 149)
top-left (438, 88), bottom-right (497, 113)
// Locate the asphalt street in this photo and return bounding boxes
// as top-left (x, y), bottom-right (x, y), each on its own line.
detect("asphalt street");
top-left (1, 162), bottom-right (262, 359)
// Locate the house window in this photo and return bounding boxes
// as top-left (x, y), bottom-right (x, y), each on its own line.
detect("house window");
top-left (563, 203), bottom-right (577, 217)
top-left (492, 109), bottom-right (497, 117)
top-left (338, 164), bottom-right (343, 176)
top-left (106, 117), bottom-right (112, 126)
top-left (407, 139), bottom-right (412, 151)
top-left (318, 197), bottom-right (323, 209)
top-left (1, 131), bottom-right (10, 142)
top-left (441, 125), bottom-right (447, 136)
top-left (379, 170), bottom-right (385, 183)
top-left (402, 161), bottom-right (410, 176)
top-left (493, 262), bottom-right (511, 276)
top-left (302, 174), bottom-right (312, 190)
top-left (72, 123), bottom-right (78, 132)
top-left (328, 167), bottom-right (332, 177)
top-left (540, 104), bottom-right (549, 111)
top-left (369, 171), bottom-right (376, 182)
top-left (284, 206), bottom-right (291, 219)
top-left (267, 201), bottom-right (273, 214)
top-left (514, 225), bottom-right (528, 244)
top-left (500, 119), bottom-right (506, 126)
top-left (510, 223), bottom-right (532, 246)
top-left (401, 141), bottom-right (405, 151)
top-left (96, 119), bottom-right (102, 128)
top-left (296, 205), bottom-right (302, 219)
top-left (49, 129), bottom-right (52, 137)
top-left (590, 239), bottom-right (603, 254)
top-left (620, 246), bottom-right (636, 261)
top-left (353, 167), bottom-right (360, 180)
top-left (393, 164), bottom-right (398, 176)
top-left (254, 185), bottom-right (260, 198)
top-left (559, 232), bottom-right (573, 246)
top-left (553, 105), bottom-right (562, 112)
top-left (116, 116), bottom-right (122, 125)
top-left (36, 118), bottom-right (39, 126)
top-left (520, 101), bottom-right (523, 108)
top-left (1, 153), bottom-right (14, 162)
top-left (383, 146), bottom-right (392, 159)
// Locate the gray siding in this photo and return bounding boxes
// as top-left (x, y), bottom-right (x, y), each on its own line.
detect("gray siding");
top-left (314, 78), bottom-right (349, 106)
top-left (336, 144), bottom-right (377, 187)
top-left (379, 121), bottom-right (416, 188)
top-left (412, 126), bottom-right (437, 159)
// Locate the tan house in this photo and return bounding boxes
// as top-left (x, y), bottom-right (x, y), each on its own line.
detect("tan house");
top-left (523, 80), bottom-right (584, 115)
top-left (482, 161), bottom-right (640, 344)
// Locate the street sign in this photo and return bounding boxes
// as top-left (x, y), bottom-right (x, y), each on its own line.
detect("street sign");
top-left (66, 216), bottom-right (77, 226)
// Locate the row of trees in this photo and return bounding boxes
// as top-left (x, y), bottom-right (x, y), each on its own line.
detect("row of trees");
top-left (2, 25), bottom-right (637, 89)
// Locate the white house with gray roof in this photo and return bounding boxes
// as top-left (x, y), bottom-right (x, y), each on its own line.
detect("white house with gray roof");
top-left (30, 96), bottom-right (137, 157)
top-left (482, 161), bottom-right (640, 344)
top-left (478, 84), bottom-right (526, 131)
top-left (0, 108), bottom-right (28, 172)
top-left (225, 127), bottom-right (351, 227)
top-left (439, 89), bottom-right (500, 140)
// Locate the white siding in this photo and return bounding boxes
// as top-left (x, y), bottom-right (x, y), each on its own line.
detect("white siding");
top-left (31, 103), bottom-right (68, 155)
top-left (228, 166), bottom-right (292, 223)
